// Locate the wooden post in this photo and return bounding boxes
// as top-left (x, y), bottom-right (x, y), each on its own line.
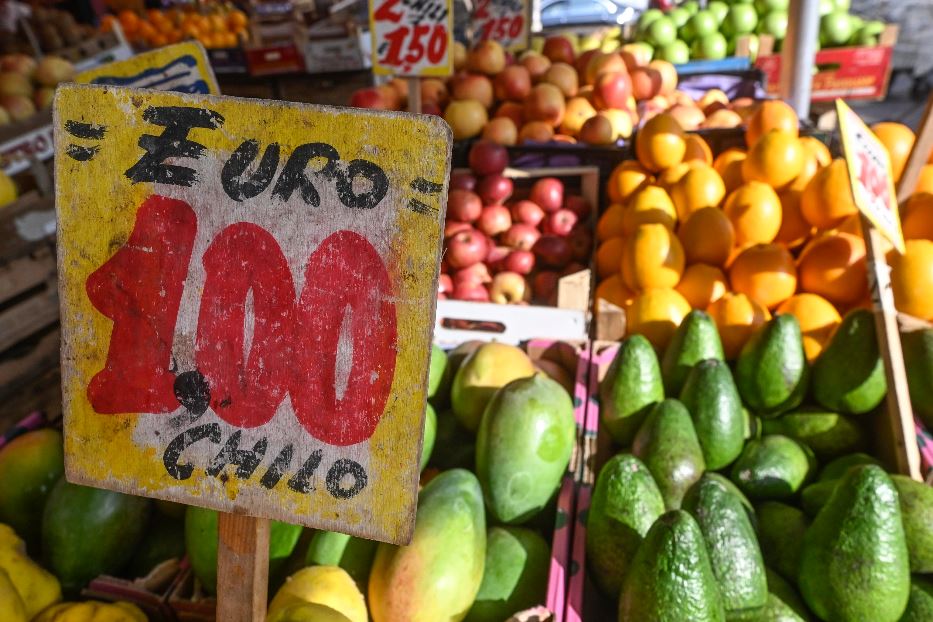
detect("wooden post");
top-left (216, 513), bottom-right (271, 622)
top-left (896, 93), bottom-right (933, 204)
top-left (408, 78), bottom-right (422, 114)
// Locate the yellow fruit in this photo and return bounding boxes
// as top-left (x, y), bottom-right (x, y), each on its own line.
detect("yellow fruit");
top-left (787, 139), bottom-right (824, 193)
top-left (622, 223), bottom-right (685, 291)
top-left (742, 129), bottom-right (805, 189)
top-left (797, 232), bottom-right (867, 306)
top-left (656, 162), bottom-right (692, 193)
top-left (678, 206), bottom-right (735, 268)
top-left (729, 243), bottom-right (798, 309)
top-left (799, 135), bottom-right (831, 167)
top-left (0, 171), bottom-right (16, 208)
top-left (669, 165), bottom-right (726, 221)
top-left (269, 603), bottom-right (354, 622)
top-left (915, 164), bottom-right (933, 194)
top-left (723, 181), bottom-right (783, 245)
top-left (676, 263), bottom-right (728, 309)
top-left (713, 148), bottom-right (747, 194)
top-left (890, 239), bottom-right (933, 320)
top-left (800, 159), bottom-right (858, 230)
top-left (596, 203), bottom-right (626, 241)
top-left (774, 190), bottom-right (811, 248)
top-left (268, 567), bottom-right (366, 622)
top-left (776, 293), bottom-right (842, 361)
top-left (32, 601), bottom-right (146, 622)
top-left (626, 288), bottom-right (692, 350)
top-left (707, 292), bottom-right (772, 359)
top-left (623, 185), bottom-right (677, 234)
top-left (683, 133), bottom-right (713, 165)
top-left (0, 524), bottom-right (61, 619)
top-left (0, 568), bottom-right (26, 622)
top-left (902, 192), bottom-right (933, 241)
top-left (595, 273), bottom-right (636, 310)
top-left (596, 237), bottom-right (627, 278)
top-left (636, 113), bottom-right (686, 172)
top-left (871, 121), bottom-right (914, 182)
top-left (745, 99), bottom-right (798, 147)
top-left (607, 161), bottom-right (651, 203)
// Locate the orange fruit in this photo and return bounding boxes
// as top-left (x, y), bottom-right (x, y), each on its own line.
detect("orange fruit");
top-left (774, 190), bottom-right (811, 248)
top-left (118, 9), bottom-right (140, 35)
top-left (149, 33), bottom-right (168, 48)
top-left (596, 203), bottom-right (627, 241)
top-left (182, 23), bottom-right (201, 39)
top-left (137, 21), bottom-right (157, 41)
top-left (800, 136), bottom-right (831, 168)
top-left (669, 165), bottom-right (726, 221)
top-left (742, 129), bottom-right (805, 189)
top-left (676, 263), bottom-right (728, 309)
top-left (596, 237), bottom-right (627, 278)
top-left (626, 288), bottom-right (692, 350)
top-left (889, 239), bottom-right (933, 320)
top-left (713, 148), bottom-right (747, 194)
top-left (228, 9), bottom-right (249, 29)
top-left (745, 99), bottom-right (798, 147)
top-left (787, 139), bottom-right (824, 193)
top-left (835, 212), bottom-right (863, 237)
top-left (797, 232), bottom-right (867, 306)
top-left (623, 185), bottom-right (677, 234)
top-left (800, 159), bottom-right (858, 230)
top-left (903, 193), bottom-right (933, 241)
top-left (723, 181), bottom-right (783, 245)
top-left (776, 293), bottom-right (842, 361)
top-left (636, 113), bottom-right (686, 172)
top-left (871, 121), bottom-right (915, 182)
top-left (679, 207), bottom-right (735, 268)
top-left (656, 162), bottom-right (692, 193)
top-left (209, 14), bottom-right (227, 32)
top-left (607, 161), bottom-right (652, 203)
top-left (683, 134), bottom-right (713, 165)
top-left (622, 223), bottom-right (685, 291)
top-left (100, 14), bottom-right (117, 33)
top-left (729, 243), bottom-right (798, 309)
top-left (707, 292), bottom-right (772, 359)
top-left (595, 274), bottom-right (636, 310)
top-left (916, 164), bottom-right (933, 194)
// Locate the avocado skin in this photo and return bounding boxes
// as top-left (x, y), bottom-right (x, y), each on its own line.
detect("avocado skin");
top-left (600, 335), bottom-right (665, 446)
top-left (761, 408), bottom-right (866, 460)
top-left (891, 475), bottom-right (933, 573)
top-left (901, 328), bottom-right (933, 428)
top-left (901, 576), bottom-right (933, 622)
top-left (730, 435), bottom-right (814, 501)
top-left (662, 310), bottom-right (725, 397)
top-left (680, 359), bottom-right (745, 470)
top-left (755, 502), bottom-right (808, 583)
top-left (735, 315), bottom-right (809, 417)
top-left (817, 452), bottom-right (882, 482)
top-left (800, 480), bottom-right (838, 517)
top-left (811, 309), bottom-right (886, 415)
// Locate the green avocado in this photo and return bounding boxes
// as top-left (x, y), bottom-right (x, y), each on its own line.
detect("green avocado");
top-left (735, 315), bottom-right (809, 417)
top-left (730, 435), bottom-right (814, 501)
top-left (662, 310), bottom-right (725, 397)
top-left (755, 501), bottom-right (808, 583)
top-left (891, 475), bottom-right (933, 573)
top-left (600, 335), bottom-right (665, 446)
top-left (679, 358), bottom-right (745, 470)
top-left (811, 309), bottom-right (886, 415)
top-left (817, 452), bottom-right (882, 481)
top-left (901, 576), bottom-right (933, 622)
top-left (304, 530), bottom-right (377, 590)
top-left (901, 328), bottom-right (933, 428)
top-left (760, 408), bottom-right (866, 460)
top-left (800, 480), bottom-right (838, 517)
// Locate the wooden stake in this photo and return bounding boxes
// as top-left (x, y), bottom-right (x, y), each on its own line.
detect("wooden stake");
top-left (216, 513), bottom-right (271, 622)
top-left (407, 77), bottom-right (421, 114)
top-left (896, 93), bottom-right (933, 205)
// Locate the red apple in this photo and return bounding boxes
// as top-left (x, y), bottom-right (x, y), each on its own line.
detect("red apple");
top-left (544, 209), bottom-right (578, 236)
top-left (485, 245), bottom-right (510, 272)
top-left (510, 200), bottom-right (546, 227)
top-left (438, 273), bottom-right (453, 296)
top-left (593, 71), bottom-right (633, 110)
top-left (568, 226), bottom-right (593, 261)
top-left (421, 100), bottom-right (442, 116)
top-left (504, 250), bottom-right (535, 274)
top-left (468, 140), bottom-right (509, 176)
top-left (490, 271), bottom-right (531, 304)
top-left (494, 65), bottom-right (532, 101)
top-left (450, 171), bottom-right (477, 191)
top-left (445, 221), bottom-right (472, 238)
top-left (447, 189), bottom-right (483, 222)
top-left (530, 177), bottom-right (564, 212)
top-left (447, 228), bottom-right (488, 269)
top-left (564, 195), bottom-right (591, 219)
top-left (533, 234), bottom-right (573, 268)
top-left (477, 174), bottom-right (514, 205)
top-left (453, 262), bottom-right (492, 285)
top-left (542, 36), bottom-right (575, 65)
top-left (533, 271), bottom-right (560, 304)
top-left (501, 223), bottom-right (541, 250)
top-left (349, 87), bottom-right (388, 109)
top-left (453, 282), bottom-right (491, 302)
top-left (477, 205), bottom-right (512, 237)
top-left (561, 261), bottom-right (586, 276)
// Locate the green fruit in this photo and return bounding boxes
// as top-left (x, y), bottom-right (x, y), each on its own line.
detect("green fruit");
top-left (369, 469), bottom-right (485, 622)
top-left (755, 501), bottom-right (808, 583)
top-left (646, 17), bottom-right (677, 47)
top-left (126, 515), bottom-right (185, 579)
top-left (684, 10), bottom-right (719, 43)
top-left (730, 435), bottom-right (814, 501)
top-left (421, 403), bottom-right (437, 471)
top-left (618, 510), bottom-right (726, 622)
top-left (811, 309), bottom-right (886, 414)
top-left (707, 1), bottom-right (729, 24)
top-left (800, 480), bottom-right (838, 516)
top-left (657, 40), bottom-right (691, 64)
top-left (755, 0), bottom-right (789, 12)
top-left (723, 4), bottom-right (758, 37)
top-left (758, 10), bottom-right (788, 39)
top-left (476, 374), bottom-right (575, 524)
top-left (599, 335), bottom-right (664, 446)
top-left (662, 309), bottom-right (724, 396)
top-left (429, 410), bottom-right (474, 470)
top-left (762, 568), bottom-right (812, 621)
top-left (632, 399), bottom-right (705, 510)
top-left (818, 452), bottom-right (882, 481)
top-left (891, 475), bottom-right (933, 573)
top-left (679, 359), bottom-right (744, 470)
top-left (820, 11), bottom-right (854, 47)
top-left (798, 465), bottom-right (910, 622)
top-left (304, 531), bottom-right (377, 590)
top-left (41, 478), bottom-right (150, 594)
top-left (451, 342), bottom-right (535, 431)
top-left (901, 328), bottom-right (933, 428)
top-left (637, 8), bottom-right (665, 35)
top-left (683, 474), bottom-right (767, 614)
top-left (736, 315), bottom-right (809, 416)
top-left (464, 527), bottom-right (548, 622)
top-left (586, 454), bottom-right (664, 597)
top-left (692, 33), bottom-right (729, 60)
top-left (668, 8), bottom-right (690, 28)
top-left (428, 344), bottom-right (449, 399)
top-left (0, 429), bottom-right (64, 552)
top-left (902, 577), bottom-right (933, 622)
top-left (760, 408), bottom-right (866, 459)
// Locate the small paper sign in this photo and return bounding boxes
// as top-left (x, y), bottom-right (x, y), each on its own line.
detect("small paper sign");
top-left (836, 99), bottom-right (906, 254)
top-left (54, 84), bottom-right (451, 544)
top-left (471, 0), bottom-right (529, 51)
top-left (369, 0), bottom-right (454, 77)
top-left (76, 41), bottom-right (220, 95)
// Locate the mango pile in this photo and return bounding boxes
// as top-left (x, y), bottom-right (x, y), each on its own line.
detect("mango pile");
top-left (590, 308), bottom-right (933, 621)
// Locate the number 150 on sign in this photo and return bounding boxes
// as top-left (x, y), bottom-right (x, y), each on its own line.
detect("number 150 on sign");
top-left (370, 0), bottom-right (454, 77)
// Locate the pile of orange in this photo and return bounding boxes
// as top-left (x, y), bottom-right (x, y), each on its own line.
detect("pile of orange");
top-left (102, 7), bottom-right (249, 50)
top-left (597, 101), bottom-right (933, 356)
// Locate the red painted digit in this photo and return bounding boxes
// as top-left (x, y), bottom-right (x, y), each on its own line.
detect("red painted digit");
top-left (427, 24), bottom-right (447, 63)
top-left (509, 14), bottom-right (524, 38)
top-left (405, 23), bottom-right (431, 64)
top-left (381, 26), bottom-right (409, 66)
top-left (196, 223), bottom-right (295, 428)
top-left (291, 231), bottom-right (397, 446)
top-left (86, 195), bottom-right (196, 414)
top-left (374, 0), bottom-right (403, 22)
top-left (474, 0), bottom-right (490, 19)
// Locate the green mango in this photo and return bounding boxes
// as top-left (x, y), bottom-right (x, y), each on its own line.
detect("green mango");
top-left (428, 344), bottom-right (449, 399)
top-left (736, 315), bottom-right (809, 416)
top-left (476, 374), bottom-right (575, 524)
top-left (798, 465), bottom-right (909, 622)
top-left (683, 474), bottom-right (768, 614)
top-left (761, 408), bottom-right (866, 459)
top-left (817, 452), bottom-right (882, 481)
top-left (369, 469), bottom-right (486, 622)
top-left (451, 342), bottom-right (536, 431)
top-left (632, 399), bottom-right (706, 510)
top-left (464, 527), bottom-right (549, 622)
top-left (755, 502), bottom-right (808, 583)
top-left (811, 309), bottom-right (886, 415)
top-left (891, 475), bottom-right (933, 573)
top-left (679, 359), bottom-right (744, 470)
top-left (662, 310), bottom-right (725, 396)
top-left (304, 531), bottom-right (377, 590)
top-left (901, 328), bottom-right (933, 429)
top-left (730, 435), bottom-right (814, 501)
top-left (0, 429), bottom-right (64, 553)
top-left (901, 577), bottom-right (933, 622)
top-left (430, 410), bottom-right (475, 471)
top-left (618, 510), bottom-right (726, 622)
top-left (586, 454), bottom-right (664, 597)
top-left (126, 514), bottom-right (185, 579)
top-left (421, 403), bottom-right (437, 471)
top-left (599, 335), bottom-right (665, 446)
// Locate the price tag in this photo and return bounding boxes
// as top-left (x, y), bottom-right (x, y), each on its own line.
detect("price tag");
top-left (369, 0), bottom-right (453, 77)
top-left (471, 0), bottom-right (529, 51)
top-left (836, 99), bottom-right (906, 254)
top-left (54, 84), bottom-right (452, 544)
top-left (76, 41), bottom-right (219, 95)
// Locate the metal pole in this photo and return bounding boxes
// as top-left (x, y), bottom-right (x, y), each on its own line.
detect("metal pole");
top-left (779, 0), bottom-right (821, 120)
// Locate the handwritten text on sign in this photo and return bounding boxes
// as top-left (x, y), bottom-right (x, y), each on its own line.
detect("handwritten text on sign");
top-left (472, 0), bottom-right (528, 51)
top-left (369, 0), bottom-right (453, 76)
top-left (76, 41), bottom-right (220, 95)
top-left (836, 99), bottom-right (906, 254)
top-left (54, 84), bottom-right (451, 544)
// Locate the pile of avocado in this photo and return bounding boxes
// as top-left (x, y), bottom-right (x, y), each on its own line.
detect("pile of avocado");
top-left (589, 309), bottom-right (933, 622)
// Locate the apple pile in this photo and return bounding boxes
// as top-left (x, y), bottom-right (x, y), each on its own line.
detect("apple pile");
top-left (440, 141), bottom-right (593, 305)
top-left (0, 54), bottom-right (75, 125)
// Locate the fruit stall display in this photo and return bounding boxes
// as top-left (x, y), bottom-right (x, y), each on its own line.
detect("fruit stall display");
top-left (0, 55), bottom-right (76, 127)
top-left (571, 306), bottom-right (933, 621)
top-left (100, 7), bottom-right (250, 52)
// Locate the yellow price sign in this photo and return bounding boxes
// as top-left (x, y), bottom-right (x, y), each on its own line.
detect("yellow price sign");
top-left (370, 0), bottom-right (454, 77)
top-left (54, 84), bottom-right (451, 544)
top-left (76, 41), bottom-right (220, 95)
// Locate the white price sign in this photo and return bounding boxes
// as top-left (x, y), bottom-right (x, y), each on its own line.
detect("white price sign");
top-left (370, 0), bottom-right (454, 77)
top-left (471, 0), bottom-right (529, 51)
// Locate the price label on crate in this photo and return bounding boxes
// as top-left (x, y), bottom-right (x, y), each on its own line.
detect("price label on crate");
top-left (369, 0), bottom-right (454, 76)
top-left (76, 41), bottom-right (220, 95)
top-left (836, 99), bottom-right (906, 254)
top-left (471, 0), bottom-right (528, 51)
top-left (54, 84), bottom-right (452, 544)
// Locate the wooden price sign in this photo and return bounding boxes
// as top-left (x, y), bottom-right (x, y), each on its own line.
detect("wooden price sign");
top-left (471, 0), bottom-right (529, 52)
top-left (54, 84), bottom-right (452, 554)
top-left (369, 0), bottom-right (454, 77)
top-left (76, 42), bottom-right (220, 95)
top-left (836, 99), bottom-right (922, 481)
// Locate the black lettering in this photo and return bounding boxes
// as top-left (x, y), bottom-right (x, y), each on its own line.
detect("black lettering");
top-left (163, 423), bottom-right (222, 480)
top-left (336, 159), bottom-right (389, 209)
top-left (260, 444), bottom-right (294, 489)
top-left (206, 430), bottom-right (268, 479)
top-left (65, 144), bottom-right (99, 162)
top-left (272, 142), bottom-right (340, 206)
top-left (286, 449), bottom-right (323, 493)
top-left (125, 106), bottom-right (224, 186)
top-left (174, 370), bottom-right (210, 416)
top-left (221, 139), bottom-right (280, 201)
top-left (326, 459), bottom-right (367, 499)
top-left (64, 120), bottom-right (107, 140)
